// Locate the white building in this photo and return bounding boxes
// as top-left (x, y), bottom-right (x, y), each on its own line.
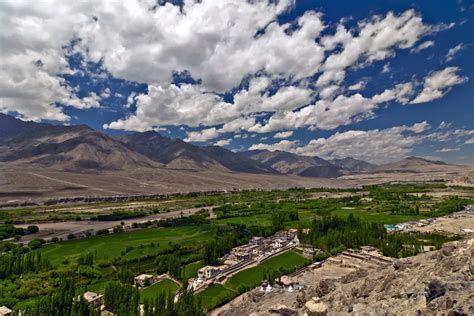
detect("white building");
top-left (83, 291), bottom-right (104, 306)
top-left (197, 266), bottom-right (221, 280)
top-left (134, 274), bottom-right (154, 288)
top-left (0, 306), bottom-right (12, 316)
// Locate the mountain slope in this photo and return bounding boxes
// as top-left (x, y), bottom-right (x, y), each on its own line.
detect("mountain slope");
top-left (330, 157), bottom-right (377, 173)
top-left (119, 132), bottom-right (275, 173)
top-left (118, 131), bottom-right (222, 170)
top-left (377, 156), bottom-right (449, 172)
top-left (241, 150), bottom-right (343, 178)
top-left (0, 115), bottom-right (157, 171)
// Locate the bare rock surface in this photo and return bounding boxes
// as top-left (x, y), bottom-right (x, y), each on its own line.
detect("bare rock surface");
top-left (212, 238), bottom-right (474, 316)
top-left (321, 238), bottom-right (474, 315)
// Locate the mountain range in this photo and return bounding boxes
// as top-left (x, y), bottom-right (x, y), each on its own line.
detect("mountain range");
top-left (0, 113), bottom-right (456, 178)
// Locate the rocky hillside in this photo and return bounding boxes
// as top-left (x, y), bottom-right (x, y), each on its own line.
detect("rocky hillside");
top-left (329, 157), bottom-right (377, 173)
top-left (212, 238), bottom-right (473, 316)
top-left (315, 238), bottom-right (474, 315)
top-left (240, 150), bottom-right (344, 178)
top-left (119, 132), bottom-right (276, 173)
top-left (0, 114), bottom-right (158, 171)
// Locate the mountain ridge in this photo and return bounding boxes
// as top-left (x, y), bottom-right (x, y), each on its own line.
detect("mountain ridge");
top-left (118, 131), bottom-right (276, 173)
top-left (0, 114), bottom-right (459, 177)
top-left (240, 149), bottom-right (345, 178)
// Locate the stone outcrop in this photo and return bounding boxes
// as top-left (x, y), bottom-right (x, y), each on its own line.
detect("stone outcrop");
top-left (318, 238), bottom-right (474, 315)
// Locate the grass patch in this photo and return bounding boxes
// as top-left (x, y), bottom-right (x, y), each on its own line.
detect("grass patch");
top-left (197, 251), bottom-right (310, 311)
top-left (140, 279), bottom-right (180, 303)
top-left (195, 284), bottom-right (236, 310)
top-left (226, 250), bottom-right (309, 291)
top-left (215, 214), bottom-right (271, 226)
top-left (181, 260), bottom-right (204, 281)
top-left (39, 225), bottom-right (213, 264)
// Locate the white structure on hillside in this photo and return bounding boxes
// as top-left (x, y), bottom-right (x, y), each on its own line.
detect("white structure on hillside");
top-left (198, 266), bottom-right (221, 280)
top-left (83, 291), bottom-right (104, 306)
top-left (0, 306), bottom-right (12, 316)
top-left (134, 274), bottom-right (154, 288)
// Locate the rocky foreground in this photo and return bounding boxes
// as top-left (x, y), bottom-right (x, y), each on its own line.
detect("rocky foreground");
top-left (315, 238), bottom-right (474, 315)
top-left (214, 238), bottom-right (474, 316)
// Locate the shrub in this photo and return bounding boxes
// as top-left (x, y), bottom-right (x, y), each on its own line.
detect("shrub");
top-left (28, 239), bottom-right (45, 250)
top-left (96, 229), bottom-right (109, 236)
top-left (26, 225), bottom-right (39, 234)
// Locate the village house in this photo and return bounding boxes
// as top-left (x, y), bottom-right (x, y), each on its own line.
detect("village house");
top-left (233, 249), bottom-right (252, 261)
top-left (249, 236), bottom-right (264, 245)
top-left (0, 306), bottom-right (12, 316)
top-left (83, 291), bottom-right (104, 307)
top-left (197, 266), bottom-right (221, 280)
top-left (134, 274), bottom-right (154, 288)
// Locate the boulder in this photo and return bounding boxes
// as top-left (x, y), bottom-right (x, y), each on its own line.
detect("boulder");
top-left (426, 279), bottom-right (446, 302)
top-left (268, 304), bottom-right (297, 316)
top-left (305, 298), bottom-right (328, 316)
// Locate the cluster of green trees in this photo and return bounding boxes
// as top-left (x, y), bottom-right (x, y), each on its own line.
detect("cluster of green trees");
top-left (0, 224), bottom-right (39, 240)
top-left (12, 276), bottom-right (205, 315)
top-left (374, 201), bottom-right (421, 215)
top-left (299, 214), bottom-right (457, 258)
top-left (368, 185), bottom-right (432, 203)
top-left (429, 196), bottom-right (471, 216)
top-left (364, 182), bottom-right (445, 195)
top-left (156, 253), bottom-right (182, 279)
top-left (117, 267), bottom-right (134, 284)
top-left (270, 210), bottom-right (299, 231)
top-left (203, 235), bottom-right (234, 266)
top-left (203, 224), bottom-right (252, 265)
top-left (142, 290), bottom-right (204, 316)
top-left (20, 278), bottom-right (98, 316)
top-left (104, 281), bottom-right (140, 315)
top-left (77, 252), bottom-right (94, 265)
top-left (156, 214), bottom-right (209, 227)
top-left (299, 214), bottom-right (385, 254)
top-left (0, 252), bottom-right (51, 279)
top-left (28, 238), bottom-right (46, 250)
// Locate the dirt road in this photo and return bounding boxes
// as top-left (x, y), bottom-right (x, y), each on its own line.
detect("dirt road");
top-left (16, 206), bottom-right (212, 243)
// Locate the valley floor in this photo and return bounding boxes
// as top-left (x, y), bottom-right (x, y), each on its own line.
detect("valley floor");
top-left (1, 163), bottom-right (473, 203)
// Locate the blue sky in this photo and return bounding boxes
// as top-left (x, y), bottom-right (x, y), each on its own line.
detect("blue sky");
top-left (1, 0), bottom-right (473, 164)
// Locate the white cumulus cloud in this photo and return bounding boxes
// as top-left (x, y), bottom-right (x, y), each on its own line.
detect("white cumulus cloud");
top-left (274, 131), bottom-right (294, 139)
top-left (411, 67), bottom-right (468, 104)
top-left (446, 43), bottom-right (464, 62)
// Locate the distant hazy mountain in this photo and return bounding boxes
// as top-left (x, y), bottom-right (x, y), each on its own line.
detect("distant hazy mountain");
top-left (376, 156), bottom-right (449, 172)
top-left (329, 157), bottom-right (377, 173)
top-left (118, 132), bottom-right (276, 173)
top-left (240, 150), bottom-right (344, 178)
top-left (0, 114), bottom-right (157, 171)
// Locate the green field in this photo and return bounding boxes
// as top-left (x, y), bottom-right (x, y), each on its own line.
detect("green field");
top-left (197, 250), bottom-right (309, 310)
top-left (39, 225), bottom-right (213, 264)
top-left (215, 213), bottom-right (272, 226)
top-left (140, 279), bottom-right (180, 303)
top-left (181, 260), bottom-right (204, 281)
top-left (330, 208), bottom-right (427, 224)
top-left (195, 284), bottom-right (236, 310)
top-left (226, 250), bottom-right (309, 291)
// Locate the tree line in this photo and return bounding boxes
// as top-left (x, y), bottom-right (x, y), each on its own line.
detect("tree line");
top-left (0, 251), bottom-right (51, 279)
top-left (298, 214), bottom-right (456, 259)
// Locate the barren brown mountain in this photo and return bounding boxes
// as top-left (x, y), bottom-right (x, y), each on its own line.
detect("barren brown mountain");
top-left (0, 114), bottom-right (472, 203)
